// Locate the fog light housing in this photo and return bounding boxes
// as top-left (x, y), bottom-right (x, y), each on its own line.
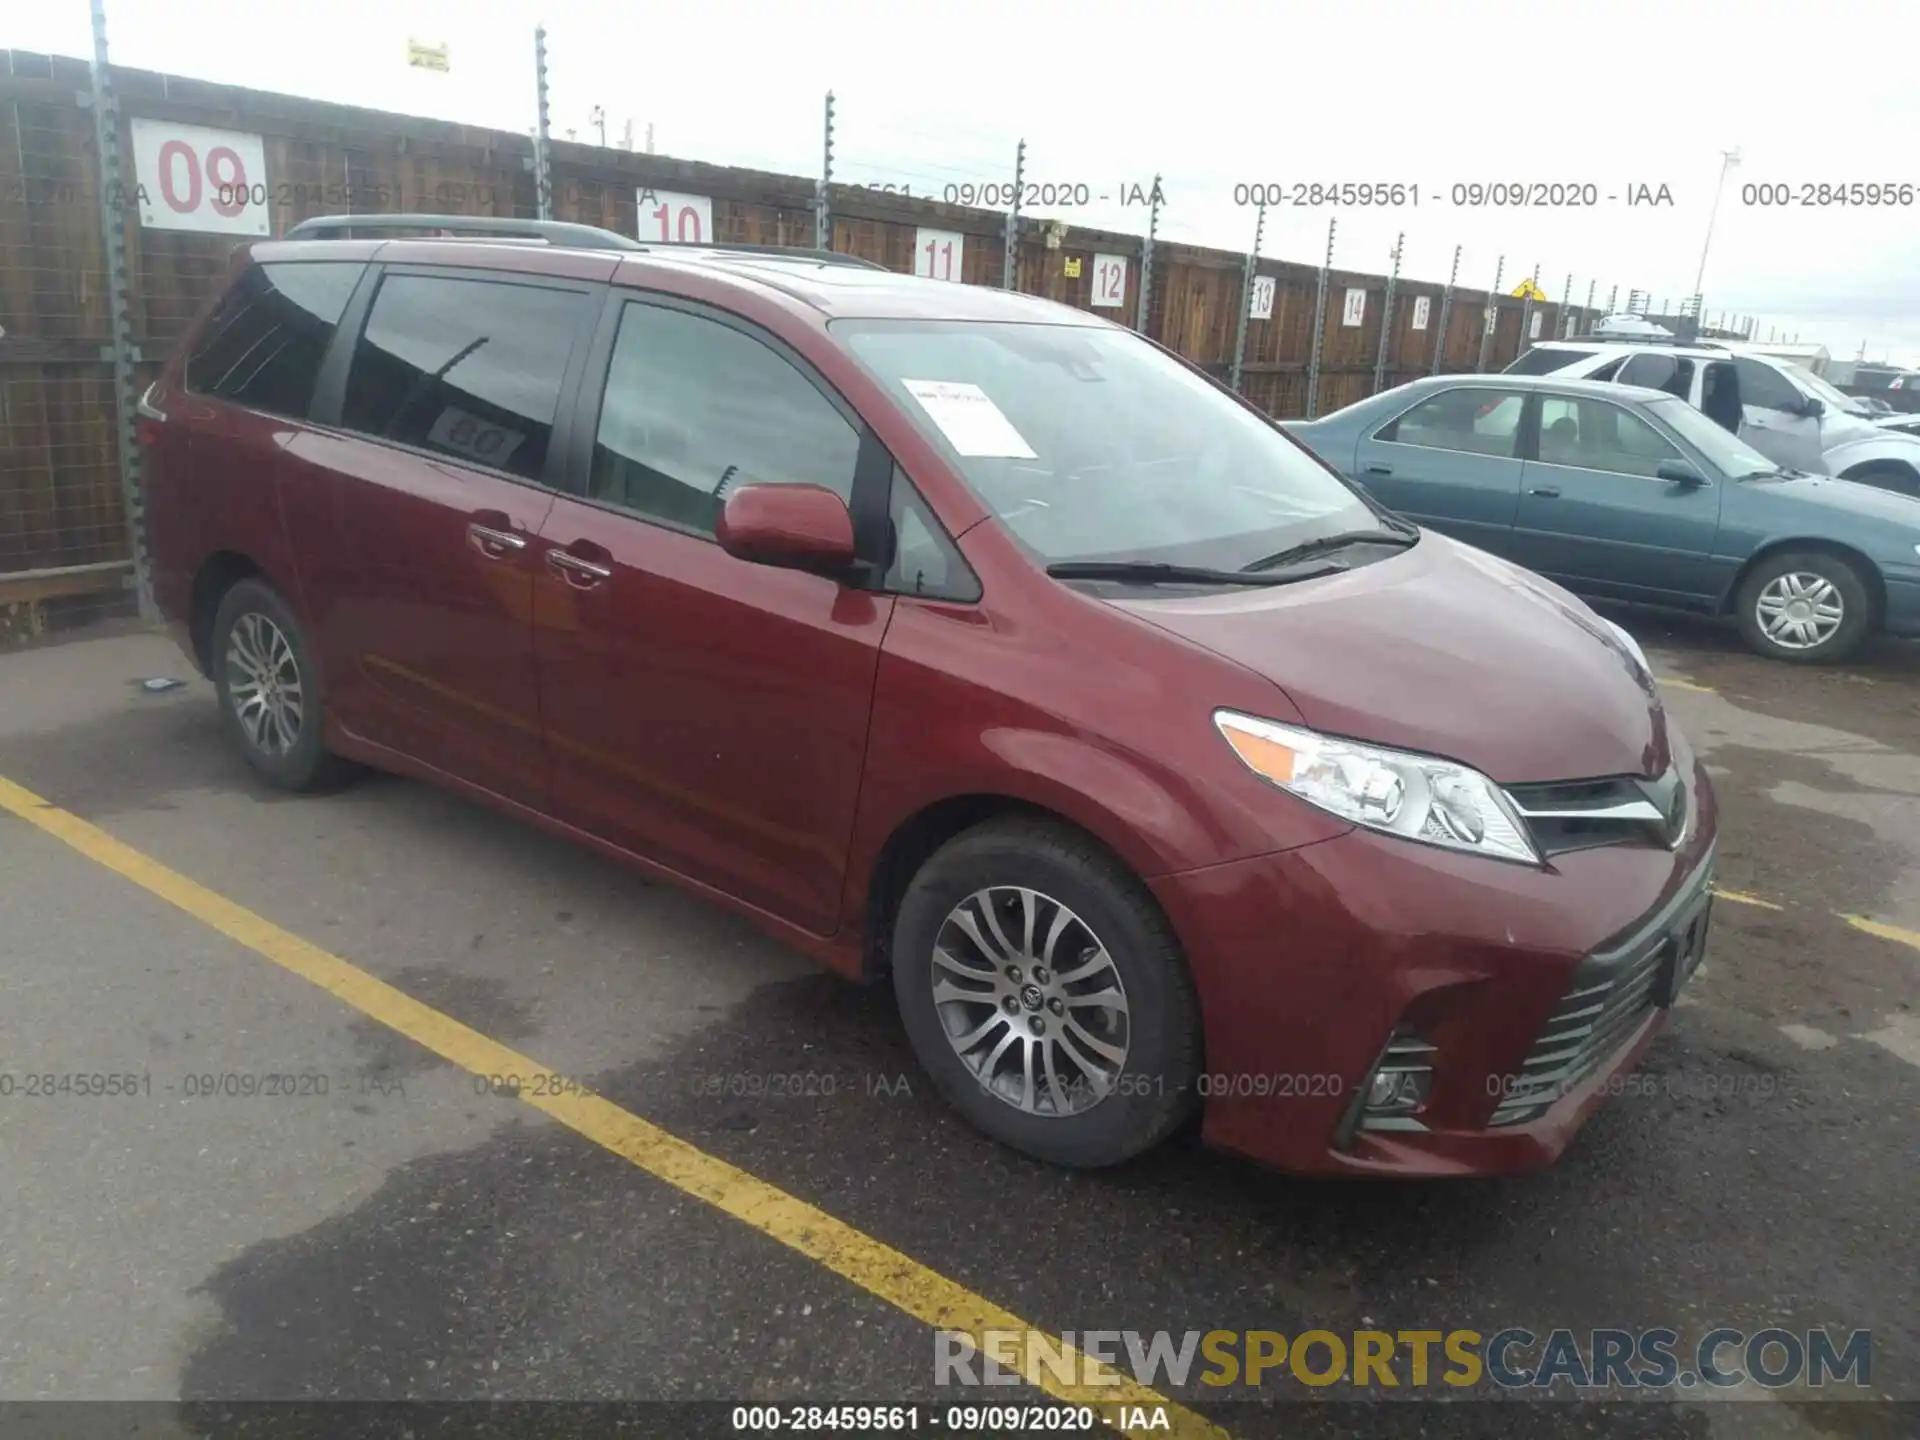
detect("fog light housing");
top-left (1336, 1032), bottom-right (1436, 1147)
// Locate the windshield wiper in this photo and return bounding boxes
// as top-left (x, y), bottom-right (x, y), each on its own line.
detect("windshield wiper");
top-left (1240, 526), bottom-right (1417, 574)
top-left (1045, 559), bottom-right (1346, 587)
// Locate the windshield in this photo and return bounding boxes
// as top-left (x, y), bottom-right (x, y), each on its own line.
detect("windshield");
top-left (1643, 396), bottom-right (1780, 477)
top-left (835, 319), bottom-right (1380, 568)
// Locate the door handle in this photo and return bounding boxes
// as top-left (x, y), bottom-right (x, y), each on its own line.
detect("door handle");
top-left (547, 548), bottom-right (613, 585)
top-left (1364, 463), bottom-right (1393, 476)
top-left (468, 521), bottom-right (529, 557)
top-left (1528, 486), bottom-right (1561, 498)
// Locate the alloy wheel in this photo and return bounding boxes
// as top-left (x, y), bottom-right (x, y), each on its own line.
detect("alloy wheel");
top-left (225, 611), bottom-right (304, 756)
top-left (929, 886), bottom-right (1131, 1117)
top-left (1753, 572), bottom-right (1844, 651)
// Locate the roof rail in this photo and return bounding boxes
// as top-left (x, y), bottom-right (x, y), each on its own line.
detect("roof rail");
top-left (284, 213), bottom-right (644, 250)
top-left (281, 214), bottom-right (888, 269)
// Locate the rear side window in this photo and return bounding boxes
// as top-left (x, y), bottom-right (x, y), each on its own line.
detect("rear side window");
top-left (185, 261), bottom-right (364, 417)
top-left (1504, 347), bottom-right (1593, 376)
top-left (1617, 353), bottom-right (1695, 399)
top-left (1732, 357), bottom-right (1804, 413)
top-left (589, 302), bottom-right (859, 537)
top-left (1376, 387), bottom-right (1528, 458)
top-left (339, 274), bottom-right (590, 482)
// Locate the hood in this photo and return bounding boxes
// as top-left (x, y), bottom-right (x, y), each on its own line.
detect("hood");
top-left (1109, 533), bottom-right (1672, 784)
top-left (1823, 409), bottom-right (1892, 446)
top-left (1749, 471), bottom-right (1920, 528)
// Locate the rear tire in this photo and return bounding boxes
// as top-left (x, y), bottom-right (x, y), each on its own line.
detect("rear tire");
top-left (1733, 551), bottom-right (1874, 665)
top-left (891, 818), bottom-right (1201, 1168)
top-left (1839, 461), bottom-right (1919, 498)
top-left (210, 578), bottom-right (355, 791)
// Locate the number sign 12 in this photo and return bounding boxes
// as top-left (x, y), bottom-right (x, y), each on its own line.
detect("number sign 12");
top-left (915, 228), bottom-right (965, 282)
top-left (637, 188), bottom-right (713, 244)
top-left (1090, 254), bottom-right (1128, 308)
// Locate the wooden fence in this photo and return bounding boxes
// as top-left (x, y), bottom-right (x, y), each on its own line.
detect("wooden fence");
top-left (0, 47), bottom-right (1560, 634)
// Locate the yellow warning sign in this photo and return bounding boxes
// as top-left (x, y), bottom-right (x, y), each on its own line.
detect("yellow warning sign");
top-left (1064, 257), bottom-right (1083, 278)
top-left (408, 39), bottom-right (451, 71)
top-left (1510, 278), bottom-right (1547, 301)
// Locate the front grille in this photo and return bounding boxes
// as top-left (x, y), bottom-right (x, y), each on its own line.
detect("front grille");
top-left (1488, 855), bottom-right (1714, 1128)
top-left (1504, 770), bottom-right (1687, 857)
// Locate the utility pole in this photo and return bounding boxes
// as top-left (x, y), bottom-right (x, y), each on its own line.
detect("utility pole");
top-left (1692, 146), bottom-right (1742, 307)
top-left (531, 26), bottom-right (553, 221)
top-left (1135, 173), bottom-right (1162, 334)
top-left (589, 105), bottom-right (606, 148)
top-left (815, 91), bottom-right (834, 251)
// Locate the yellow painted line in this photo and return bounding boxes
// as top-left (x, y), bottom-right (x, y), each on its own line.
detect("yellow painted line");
top-left (0, 773), bottom-right (1221, 1439)
top-left (1841, 914), bottom-right (1920, 953)
top-left (1656, 676), bottom-right (1717, 694)
top-left (1711, 888), bottom-right (1786, 912)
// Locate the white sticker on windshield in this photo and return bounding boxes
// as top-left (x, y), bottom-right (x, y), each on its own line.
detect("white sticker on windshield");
top-left (901, 380), bottom-right (1038, 459)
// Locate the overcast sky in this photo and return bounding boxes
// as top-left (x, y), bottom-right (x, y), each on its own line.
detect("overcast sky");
top-left (17, 0), bottom-right (1918, 363)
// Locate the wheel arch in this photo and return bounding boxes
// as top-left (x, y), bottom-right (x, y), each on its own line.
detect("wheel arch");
top-left (1837, 457), bottom-right (1920, 497)
top-left (857, 793), bottom-right (1172, 984)
top-left (1719, 537), bottom-right (1886, 623)
top-left (187, 550), bottom-right (269, 676)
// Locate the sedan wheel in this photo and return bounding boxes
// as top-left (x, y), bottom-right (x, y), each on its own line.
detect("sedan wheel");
top-left (1734, 551), bottom-right (1873, 665)
top-left (1752, 572), bottom-right (1844, 653)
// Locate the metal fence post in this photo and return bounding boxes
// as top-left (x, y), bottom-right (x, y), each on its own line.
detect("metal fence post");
top-left (1229, 201), bottom-right (1265, 393)
top-left (87, 0), bottom-right (154, 621)
top-left (1135, 172), bottom-right (1161, 334)
top-left (816, 91), bottom-right (834, 250)
top-left (1582, 278), bottom-right (1597, 336)
top-left (1475, 255), bottom-right (1504, 372)
top-left (1305, 216), bottom-right (1336, 419)
top-left (532, 26), bottom-right (553, 221)
top-left (1516, 262), bottom-right (1541, 357)
top-left (1430, 243), bottom-right (1461, 376)
top-left (1606, 284), bottom-right (1619, 314)
top-left (1002, 138), bottom-right (1025, 289)
top-left (1373, 231), bottom-right (1403, 394)
top-left (1556, 273), bottom-right (1572, 337)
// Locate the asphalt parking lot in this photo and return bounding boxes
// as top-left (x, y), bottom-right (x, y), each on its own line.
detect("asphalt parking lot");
top-left (1, 613), bottom-right (1916, 1440)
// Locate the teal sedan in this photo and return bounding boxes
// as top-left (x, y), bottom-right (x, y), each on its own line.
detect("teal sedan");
top-left (1285, 374), bottom-right (1920, 663)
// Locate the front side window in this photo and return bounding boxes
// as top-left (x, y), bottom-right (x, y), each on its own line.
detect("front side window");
top-left (591, 303), bottom-right (859, 537)
top-left (1536, 396), bottom-right (1682, 476)
top-left (1643, 396), bottom-right (1777, 478)
top-left (1732, 357), bottom-right (1805, 413)
top-left (1377, 388), bottom-right (1528, 458)
top-left (339, 274), bottom-right (589, 482)
top-left (885, 465), bottom-right (978, 601)
top-left (837, 319), bottom-right (1376, 570)
top-left (186, 261), bottom-right (365, 418)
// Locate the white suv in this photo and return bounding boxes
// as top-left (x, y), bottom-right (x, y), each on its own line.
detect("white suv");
top-left (1506, 340), bottom-right (1920, 496)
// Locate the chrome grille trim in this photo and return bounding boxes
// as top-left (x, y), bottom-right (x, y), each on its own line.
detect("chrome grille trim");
top-left (1489, 851), bottom-right (1715, 1127)
top-left (1503, 769), bottom-right (1688, 856)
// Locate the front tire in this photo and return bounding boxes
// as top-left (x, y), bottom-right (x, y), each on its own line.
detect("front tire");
top-left (210, 578), bottom-right (354, 791)
top-left (891, 818), bottom-right (1201, 1168)
top-left (1733, 551), bottom-right (1874, 664)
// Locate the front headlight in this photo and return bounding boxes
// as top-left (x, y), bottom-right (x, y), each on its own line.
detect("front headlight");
top-left (1214, 710), bottom-right (1541, 865)
top-left (1601, 618), bottom-right (1650, 676)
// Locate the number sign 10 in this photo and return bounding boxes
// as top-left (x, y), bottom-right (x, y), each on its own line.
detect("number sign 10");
top-left (1090, 254), bottom-right (1128, 309)
top-left (914, 228), bottom-right (965, 282)
top-left (637, 188), bottom-right (714, 245)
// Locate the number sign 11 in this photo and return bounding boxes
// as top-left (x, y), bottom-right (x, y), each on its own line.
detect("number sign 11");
top-left (915, 228), bottom-right (965, 282)
top-left (1090, 254), bottom-right (1128, 308)
top-left (637, 188), bottom-right (714, 245)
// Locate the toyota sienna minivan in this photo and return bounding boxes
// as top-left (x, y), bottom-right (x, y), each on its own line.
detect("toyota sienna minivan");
top-left (139, 214), bottom-right (1718, 1177)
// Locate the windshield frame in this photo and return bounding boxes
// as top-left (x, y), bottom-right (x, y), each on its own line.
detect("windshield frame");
top-left (830, 315), bottom-right (1408, 574)
top-left (1781, 361), bottom-right (1870, 415)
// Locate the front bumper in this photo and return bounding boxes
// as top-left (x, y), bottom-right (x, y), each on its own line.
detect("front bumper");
top-left (1883, 573), bottom-right (1920, 639)
top-left (1150, 748), bottom-right (1718, 1177)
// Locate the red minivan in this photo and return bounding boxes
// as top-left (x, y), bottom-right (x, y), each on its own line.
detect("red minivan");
top-left (139, 215), bottom-right (1717, 1177)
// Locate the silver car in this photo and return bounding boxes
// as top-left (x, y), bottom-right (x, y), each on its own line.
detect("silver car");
top-left (1507, 340), bottom-right (1920, 496)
